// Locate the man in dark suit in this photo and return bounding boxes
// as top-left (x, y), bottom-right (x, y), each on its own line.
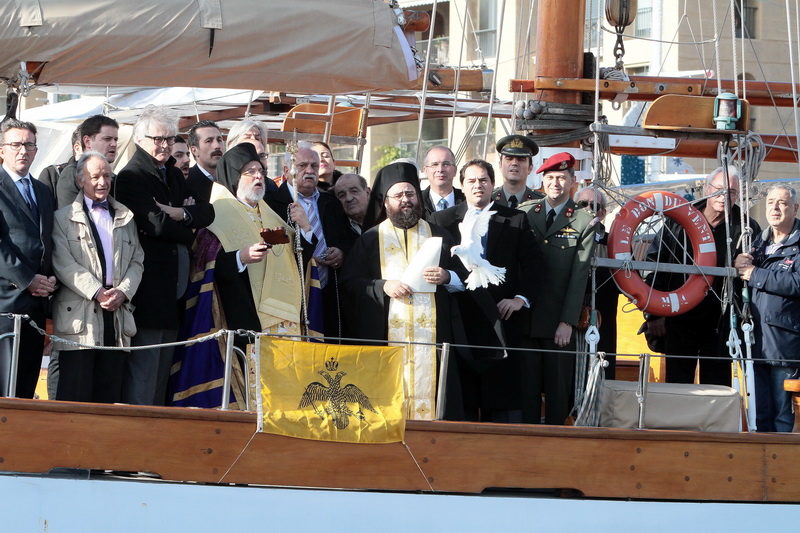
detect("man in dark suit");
top-left (491, 135), bottom-right (543, 208)
top-left (171, 135), bottom-right (191, 179)
top-left (0, 119), bottom-right (57, 398)
top-left (333, 173), bottom-right (370, 236)
top-left (266, 143), bottom-right (356, 338)
top-left (186, 120), bottom-right (225, 202)
top-left (421, 145), bottom-right (465, 218)
top-left (56, 115), bottom-right (120, 208)
top-left (432, 159), bottom-right (543, 422)
top-left (114, 106), bottom-right (214, 405)
top-left (520, 152), bottom-right (596, 425)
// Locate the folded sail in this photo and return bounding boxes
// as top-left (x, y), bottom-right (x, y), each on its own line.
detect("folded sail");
top-left (0, 0), bottom-right (418, 94)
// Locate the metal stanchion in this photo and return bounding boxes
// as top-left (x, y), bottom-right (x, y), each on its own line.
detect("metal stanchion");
top-left (637, 352), bottom-right (651, 429)
top-left (0, 315), bottom-right (24, 397)
top-left (221, 330), bottom-right (235, 410)
top-left (435, 342), bottom-right (450, 420)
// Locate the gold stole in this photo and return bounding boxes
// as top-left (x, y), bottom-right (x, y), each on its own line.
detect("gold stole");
top-left (378, 219), bottom-right (437, 421)
top-left (206, 183), bottom-right (301, 335)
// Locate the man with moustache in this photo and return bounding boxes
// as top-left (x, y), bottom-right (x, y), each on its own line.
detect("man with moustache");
top-left (51, 151), bottom-right (143, 403)
top-left (57, 115), bottom-right (120, 208)
top-left (0, 119), bottom-right (57, 398)
top-left (340, 162), bottom-right (467, 420)
top-left (432, 159), bottom-right (542, 422)
top-left (735, 185), bottom-right (800, 432)
top-left (113, 106), bottom-right (214, 405)
top-left (266, 142), bottom-right (355, 338)
top-left (171, 143), bottom-right (303, 408)
top-left (333, 173), bottom-right (370, 235)
top-left (186, 120), bottom-right (225, 202)
top-left (171, 135), bottom-right (191, 179)
top-left (519, 152), bottom-right (596, 424)
top-left (492, 135), bottom-right (543, 208)
top-left (421, 145), bottom-right (464, 218)
top-left (646, 166), bottom-right (759, 386)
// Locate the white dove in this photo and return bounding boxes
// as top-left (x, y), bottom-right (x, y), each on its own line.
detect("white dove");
top-left (451, 208), bottom-right (506, 290)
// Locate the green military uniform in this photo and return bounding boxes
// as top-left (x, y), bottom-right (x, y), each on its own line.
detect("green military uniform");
top-left (519, 196), bottom-right (596, 424)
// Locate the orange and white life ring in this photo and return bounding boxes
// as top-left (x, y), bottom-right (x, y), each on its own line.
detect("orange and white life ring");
top-left (607, 191), bottom-right (716, 316)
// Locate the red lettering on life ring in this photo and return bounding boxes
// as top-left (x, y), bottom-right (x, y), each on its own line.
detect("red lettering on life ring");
top-left (607, 191), bottom-right (716, 316)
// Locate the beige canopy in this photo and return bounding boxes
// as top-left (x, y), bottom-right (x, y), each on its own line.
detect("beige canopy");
top-left (0, 0), bottom-right (418, 94)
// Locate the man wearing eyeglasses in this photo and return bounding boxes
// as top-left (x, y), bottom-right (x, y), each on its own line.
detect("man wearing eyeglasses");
top-left (421, 146), bottom-right (464, 219)
top-left (645, 166), bottom-right (760, 386)
top-left (0, 119), bottom-right (56, 398)
top-left (340, 162), bottom-right (467, 420)
top-left (114, 106), bottom-right (215, 406)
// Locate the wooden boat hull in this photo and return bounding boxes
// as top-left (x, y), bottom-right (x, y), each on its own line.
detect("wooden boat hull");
top-left (1, 398), bottom-right (799, 503)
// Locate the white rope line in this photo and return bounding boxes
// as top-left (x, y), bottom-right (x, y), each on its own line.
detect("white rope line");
top-left (217, 428), bottom-right (259, 483)
top-left (413, 0), bottom-right (439, 164)
top-left (481, 0), bottom-right (506, 161)
top-left (730, 0), bottom-right (739, 96)
top-left (402, 441), bottom-right (436, 492)
top-left (785, 0), bottom-right (800, 177)
top-left (713, 0), bottom-right (724, 96)
top-left (740, 0), bottom-right (746, 100)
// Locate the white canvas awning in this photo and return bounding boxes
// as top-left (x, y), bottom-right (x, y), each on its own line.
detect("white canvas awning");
top-left (0, 0), bottom-right (419, 94)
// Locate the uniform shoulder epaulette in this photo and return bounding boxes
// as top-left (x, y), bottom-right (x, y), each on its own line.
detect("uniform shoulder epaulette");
top-left (519, 197), bottom-right (544, 209)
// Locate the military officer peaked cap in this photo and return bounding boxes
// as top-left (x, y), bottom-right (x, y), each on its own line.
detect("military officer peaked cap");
top-left (496, 134), bottom-right (539, 158)
top-left (536, 152), bottom-right (575, 174)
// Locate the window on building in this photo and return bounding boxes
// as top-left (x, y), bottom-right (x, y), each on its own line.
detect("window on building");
top-left (414, 3), bottom-right (450, 66)
top-left (585, 0), bottom-right (602, 50)
top-left (634, 0), bottom-right (652, 38)
top-left (467, 0), bottom-right (497, 61)
top-left (734, 0), bottom-right (757, 39)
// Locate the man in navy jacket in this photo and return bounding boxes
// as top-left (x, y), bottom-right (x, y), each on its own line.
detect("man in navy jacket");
top-left (736, 185), bottom-right (800, 432)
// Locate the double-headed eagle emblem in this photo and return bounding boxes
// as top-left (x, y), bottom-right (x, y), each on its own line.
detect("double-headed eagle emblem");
top-left (298, 358), bottom-right (377, 429)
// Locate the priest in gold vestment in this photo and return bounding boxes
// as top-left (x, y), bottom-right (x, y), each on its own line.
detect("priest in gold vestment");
top-left (170, 143), bottom-right (303, 408)
top-left (340, 162), bottom-right (467, 421)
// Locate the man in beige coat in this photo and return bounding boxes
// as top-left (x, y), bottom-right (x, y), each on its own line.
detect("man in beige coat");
top-left (52, 151), bottom-right (144, 403)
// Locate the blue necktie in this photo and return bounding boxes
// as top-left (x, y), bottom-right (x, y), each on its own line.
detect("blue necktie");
top-left (300, 193), bottom-right (328, 288)
top-left (92, 200), bottom-right (109, 210)
top-left (437, 197), bottom-right (449, 211)
top-left (21, 177), bottom-right (39, 223)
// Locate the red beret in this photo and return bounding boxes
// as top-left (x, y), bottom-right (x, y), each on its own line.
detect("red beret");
top-left (536, 152), bottom-right (575, 174)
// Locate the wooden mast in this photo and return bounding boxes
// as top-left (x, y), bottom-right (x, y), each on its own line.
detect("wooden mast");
top-left (533, 0), bottom-right (587, 148)
top-left (534, 0), bottom-right (586, 106)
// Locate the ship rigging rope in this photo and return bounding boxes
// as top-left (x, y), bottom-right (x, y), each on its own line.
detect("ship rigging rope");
top-left (413, 0), bottom-right (439, 163)
top-left (785, 0), bottom-right (800, 177)
top-left (448, 0), bottom-right (469, 150)
top-left (730, 0), bottom-right (739, 96)
top-left (713, 0), bottom-right (724, 95)
top-left (481, 0), bottom-right (506, 161)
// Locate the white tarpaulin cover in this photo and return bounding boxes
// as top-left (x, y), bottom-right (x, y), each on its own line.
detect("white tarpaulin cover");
top-left (0, 0), bottom-right (418, 94)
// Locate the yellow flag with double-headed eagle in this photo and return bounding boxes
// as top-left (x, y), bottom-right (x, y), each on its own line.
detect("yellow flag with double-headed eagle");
top-left (257, 338), bottom-right (406, 443)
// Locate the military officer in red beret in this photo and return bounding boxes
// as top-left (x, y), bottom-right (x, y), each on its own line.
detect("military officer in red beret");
top-left (518, 152), bottom-right (596, 424)
top-left (492, 135), bottom-right (543, 209)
